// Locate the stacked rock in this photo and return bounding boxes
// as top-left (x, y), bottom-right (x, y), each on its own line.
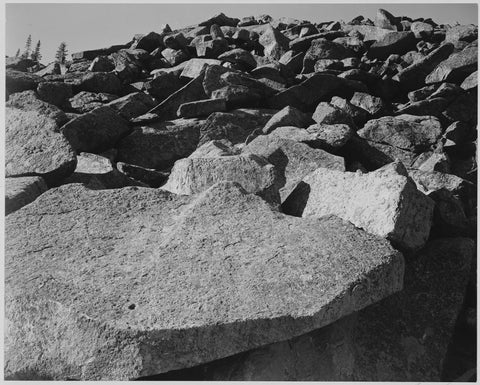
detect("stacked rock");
top-left (4, 9), bottom-right (477, 381)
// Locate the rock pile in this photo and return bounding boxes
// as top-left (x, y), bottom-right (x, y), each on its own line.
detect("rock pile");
top-left (4, 8), bottom-right (477, 381)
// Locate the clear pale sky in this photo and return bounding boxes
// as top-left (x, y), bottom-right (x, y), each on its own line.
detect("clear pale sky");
top-left (6, 2), bottom-right (478, 64)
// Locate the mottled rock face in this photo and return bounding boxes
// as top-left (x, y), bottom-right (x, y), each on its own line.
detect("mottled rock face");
top-left (5, 182), bottom-right (404, 380)
top-left (5, 107), bottom-right (77, 185)
top-left (283, 163), bottom-right (434, 251)
top-left (5, 176), bottom-right (48, 215)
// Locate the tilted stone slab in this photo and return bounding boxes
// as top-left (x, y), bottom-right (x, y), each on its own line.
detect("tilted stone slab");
top-left (5, 107), bottom-right (77, 186)
top-left (5, 182), bottom-right (404, 380)
top-left (283, 162), bottom-right (434, 250)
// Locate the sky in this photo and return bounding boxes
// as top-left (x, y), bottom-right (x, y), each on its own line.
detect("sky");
top-left (5, 2), bottom-right (479, 64)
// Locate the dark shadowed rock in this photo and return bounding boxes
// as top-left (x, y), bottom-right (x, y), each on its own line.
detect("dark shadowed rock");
top-left (37, 81), bottom-right (73, 107)
top-left (5, 181), bottom-right (403, 380)
top-left (130, 31), bottom-right (165, 52)
top-left (71, 44), bottom-right (130, 61)
top-left (199, 13), bottom-right (239, 28)
top-left (268, 73), bottom-right (367, 111)
top-left (358, 114), bottom-right (442, 153)
top-left (116, 162), bottom-right (169, 188)
top-left (6, 107), bottom-right (77, 185)
top-left (283, 162), bottom-right (434, 250)
top-left (5, 176), bottom-right (48, 215)
top-left (312, 102), bottom-right (355, 127)
top-left (367, 32), bottom-right (416, 60)
top-left (302, 39), bottom-right (356, 73)
top-left (330, 96), bottom-right (368, 126)
top-left (66, 72), bottom-right (123, 94)
top-left (199, 109), bottom-right (275, 146)
top-left (89, 56), bottom-right (115, 72)
top-left (144, 71), bottom-right (186, 101)
top-left (61, 106), bottom-right (131, 153)
top-left (218, 48), bottom-right (257, 70)
top-left (116, 118), bottom-right (204, 169)
top-left (244, 134), bottom-right (345, 201)
top-left (6, 90), bottom-right (69, 126)
top-left (105, 92), bottom-right (157, 120)
top-left (6, 69), bottom-right (45, 94)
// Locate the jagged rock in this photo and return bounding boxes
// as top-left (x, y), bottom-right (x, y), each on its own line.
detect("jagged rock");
top-left (395, 97), bottom-right (449, 119)
top-left (262, 106), bottom-right (312, 135)
top-left (177, 98), bottom-right (226, 118)
top-left (429, 189), bottom-right (470, 236)
top-left (105, 92), bottom-right (156, 120)
top-left (411, 21), bottom-right (434, 38)
top-left (375, 8), bottom-right (398, 30)
top-left (6, 107), bottom-right (76, 185)
top-left (148, 71), bottom-right (208, 121)
top-left (116, 162), bottom-right (169, 188)
top-left (88, 56), bottom-right (115, 72)
top-left (460, 70), bottom-right (477, 90)
top-left (162, 152), bottom-right (281, 203)
top-left (199, 109), bottom-right (275, 146)
top-left (144, 71), bottom-right (185, 101)
top-left (302, 39), bottom-right (356, 73)
top-left (36, 82), bottom-right (73, 107)
top-left (367, 32), bottom-right (416, 60)
top-left (6, 69), bottom-right (45, 94)
top-left (330, 96), bottom-right (368, 126)
top-left (6, 57), bottom-right (36, 71)
top-left (161, 48), bottom-right (190, 67)
top-left (283, 161), bottom-right (434, 251)
top-left (305, 123), bottom-right (354, 149)
top-left (195, 38), bottom-right (229, 58)
top-left (4, 181), bottom-right (404, 380)
top-left (180, 58), bottom-right (222, 79)
top-left (268, 73), bottom-right (367, 111)
top-left (68, 91), bottom-right (118, 113)
top-left (199, 12), bottom-right (239, 28)
top-left (413, 151), bottom-right (451, 173)
top-left (6, 90), bottom-right (69, 126)
top-left (358, 114), bottom-right (443, 153)
top-left (5, 176), bottom-right (48, 215)
top-left (218, 48), bottom-right (257, 70)
top-left (350, 91), bottom-right (387, 117)
top-left (312, 102), bottom-right (355, 127)
top-left (445, 24), bottom-right (478, 44)
top-left (258, 24), bottom-right (290, 61)
top-left (130, 31), bottom-right (165, 52)
top-left (62, 152), bottom-right (144, 189)
top-left (61, 106), bottom-right (131, 153)
top-left (289, 32), bottom-right (343, 52)
top-left (425, 44), bottom-right (477, 84)
top-left (116, 118), bottom-right (204, 169)
top-left (68, 60), bottom-right (92, 73)
top-left (244, 135), bottom-right (344, 201)
top-left (109, 50), bottom-right (143, 82)
top-left (34, 62), bottom-right (63, 77)
top-left (66, 72), bottom-right (122, 95)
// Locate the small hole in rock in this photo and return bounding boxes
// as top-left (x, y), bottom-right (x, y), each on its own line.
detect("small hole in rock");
top-left (128, 304), bottom-right (136, 310)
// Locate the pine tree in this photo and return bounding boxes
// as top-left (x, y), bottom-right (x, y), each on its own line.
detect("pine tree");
top-left (15, 48), bottom-right (20, 57)
top-left (55, 41), bottom-right (68, 64)
top-left (31, 40), bottom-right (42, 62)
top-left (21, 34), bottom-right (32, 59)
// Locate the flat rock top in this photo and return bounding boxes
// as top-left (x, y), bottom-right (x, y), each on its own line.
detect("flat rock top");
top-left (6, 182), bottom-right (404, 378)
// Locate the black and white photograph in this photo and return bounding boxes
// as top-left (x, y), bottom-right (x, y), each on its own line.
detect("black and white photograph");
top-left (3, 1), bottom-right (478, 381)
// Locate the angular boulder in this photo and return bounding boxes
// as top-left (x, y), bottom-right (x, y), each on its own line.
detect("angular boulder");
top-left (37, 81), bottom-right (73, 107)
top-left (425, 44), bottom-right (477, 84)
top-left (177, 98), bottom-right (226, 118)
top-left (367, 32), bottom-right (416, 60)
top-left (5, 107), bottom-right (77, 185)
top-left (283, 162), bottom-right (434, 250)
top-left (105, 92), bottom-right (157, 120)
top-left (302, 39), bottom-right (356, 73)
top-left (5, 181), bottom-right (404, 380)
top-left (61, 106), bottom-right (131, 153)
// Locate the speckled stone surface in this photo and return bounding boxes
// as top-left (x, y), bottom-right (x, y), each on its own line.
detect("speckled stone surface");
top-left (5, 181), bottom-right (404, 380)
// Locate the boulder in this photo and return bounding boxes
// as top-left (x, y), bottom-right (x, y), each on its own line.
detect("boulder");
top-left (330, 96), bottom-right (368, 126)
top-left (268, 73), bottom-right (367, 111)
top-left (302, 39), bottom-right (356, 73)
top-left (109, 50), bottom-right (143, 82)
top-left (68, 91), bottom-right (119, 113)
top-left (445, 24), bottom-right (478, 44)
top-left (5, 176), bottom-right (48, 215)
top-left (4, 181), bottom-right (404, 380)
top-left (71, 44), bottom-right (129, 61)
top-left (283, 162), bottom-right (434, 250)
top-left (144, 71), bottom-right (185, 101)
top-left (162, 152), bottom-right (281, 203)
top-left (244, 134), bottom-right (345, 201)
top-left (304, 123), bottom-right (354, 150)
top-left (130, 31), bottom-right (165, 52)
top-left (460, 70), bottom-right (477, 90)
top-left (61, 106), bottom-right (131, 153)
top-left (218, 48), bottom-right (257, 70)
top-left (367, 32), bottom-right (417, 60)
top-left (199, 13), bottom-right (239, 28)
top-left (88, 56), bottom-right (115, 72)
top-left (375, 8), bottom-right (398, 30)
top-left (66, 72), bottom-right (122, 95)
top-left (6, 90), bottom-right (69, 126)
top-left (177, 98), bottom-right (227, 118)
top-left (180, 58), bottom-right (222, 79)
top-left (116, 118), bottom-right (204, 169)
top-left (199, 109), bottom-right (275, 146)
top-left (116, 162), bottom-right (169, 188)
top-left (36, 82), bottom-right (73, 107)
top-left (312, 102), bottom-right (355, 127)
top-left (5, 107), bottom-right (77, 185)
top-left (262, 105), bottom-right (313, 135)
top-left (350, 91), bottom-right (387, 117)
top-left (6, 69), bottom-right (45, 94)
top-left (425, 44), bottom-right (478, 84)
top-left (410, 21), bottom-right (434, 39)
top-left (358, 114), bottom-right (443, 153)
top-left (105, 92), bottom-right (157, 120)
top-left (258, 25), bottom-right (290, 61)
